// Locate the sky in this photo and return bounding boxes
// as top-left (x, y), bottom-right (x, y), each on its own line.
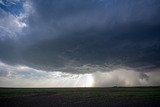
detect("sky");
top-left (0, 0), bottom-right (160, 87)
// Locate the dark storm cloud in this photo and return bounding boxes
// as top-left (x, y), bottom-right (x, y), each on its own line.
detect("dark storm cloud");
top-left (0, 0), bottom-right (160, 73)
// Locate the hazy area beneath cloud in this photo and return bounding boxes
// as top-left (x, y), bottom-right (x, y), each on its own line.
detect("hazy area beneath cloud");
top-left (0, 0), bottom-right (160, 87)
top-left (0, 61), bottom-right (160, 87)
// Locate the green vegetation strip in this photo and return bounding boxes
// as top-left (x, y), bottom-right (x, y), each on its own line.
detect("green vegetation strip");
top-left (0, 87), bottom-right (160, 97)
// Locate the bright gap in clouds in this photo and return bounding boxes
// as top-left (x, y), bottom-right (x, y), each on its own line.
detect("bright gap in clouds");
top-left (0, 61), bottom-right (160, 87)
top-left (0, 61), bottom-right (94, 87)
top-left (0, 0), bottom-right (32, 40)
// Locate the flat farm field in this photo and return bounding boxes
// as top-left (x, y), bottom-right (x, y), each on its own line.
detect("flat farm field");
top-left (0, 87), bottom-right (160, 107)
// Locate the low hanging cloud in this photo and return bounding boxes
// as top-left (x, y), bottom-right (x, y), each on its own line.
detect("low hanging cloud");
top-left (0, 61), bottom-right (160, 87)
top-left (93, 69), bottom-right (160, 87)
top-left (0, 61), bottom-right (94, 87)
top-left (0, 0), bottom-right (160, 74)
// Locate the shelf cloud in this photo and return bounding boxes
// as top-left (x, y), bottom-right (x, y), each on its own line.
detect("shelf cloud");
top-left (0, 0), bottom-right (160, 87)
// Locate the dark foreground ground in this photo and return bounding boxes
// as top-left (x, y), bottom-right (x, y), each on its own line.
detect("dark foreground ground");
top-left (0, 87), bottom-right (160, 107)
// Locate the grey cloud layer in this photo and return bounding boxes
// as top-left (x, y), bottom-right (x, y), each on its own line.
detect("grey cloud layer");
top-left (1, 61), bottom-right (160, 87)
top-left (0, 0), bottom-right (160, 73)
top-left (93, 69), bottom-right (160, 87)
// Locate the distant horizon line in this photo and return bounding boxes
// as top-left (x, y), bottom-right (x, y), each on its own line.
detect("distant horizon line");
top-left (0, 86), bottom-right (160, 88)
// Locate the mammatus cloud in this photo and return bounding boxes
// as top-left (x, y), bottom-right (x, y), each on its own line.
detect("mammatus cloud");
top-left (0, 0), bottom-right (160, 75)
